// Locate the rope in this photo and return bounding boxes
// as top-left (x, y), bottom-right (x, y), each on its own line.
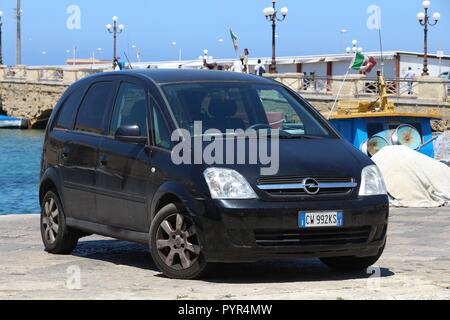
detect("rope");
top-left (327, 67), bottom-right (351, 120)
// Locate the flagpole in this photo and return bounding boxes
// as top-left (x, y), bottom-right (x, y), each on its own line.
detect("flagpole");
top-left (377, 16), bottom-right (385, 76)
top-left (327, 64), bottom-right (352, 120)
top-left (229, 26), bottom-right (239, 59)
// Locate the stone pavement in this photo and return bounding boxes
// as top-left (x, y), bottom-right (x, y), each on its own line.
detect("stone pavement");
top-left (0, 208), bottom-right (449, 300)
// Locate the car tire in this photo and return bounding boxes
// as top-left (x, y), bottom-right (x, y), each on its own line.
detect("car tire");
top-left (320, 244), bottom-right (385, 272)
top-left (40, 190), bottom-right (80, 254)
top-left (149, 203), bottom-right (210, 280)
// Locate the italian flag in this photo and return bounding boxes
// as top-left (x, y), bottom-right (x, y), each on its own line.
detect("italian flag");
top-left (230, 29), bottom-right (239, 51)
top-left (351, 52), bottom-right (377, 74)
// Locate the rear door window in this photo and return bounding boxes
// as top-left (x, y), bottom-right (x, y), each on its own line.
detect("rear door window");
top-left (55, 88), bottom-right (85, 130)
top-left (75, 81), bottom-right (113, 134)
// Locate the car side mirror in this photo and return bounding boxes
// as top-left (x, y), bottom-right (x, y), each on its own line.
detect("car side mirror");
top-left (114, 125), bottom-right (148, 144)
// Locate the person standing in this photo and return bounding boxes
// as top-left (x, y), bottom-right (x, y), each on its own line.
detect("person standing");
top-left (255, 59), bottom-right (266, 76)
top-left (405, 67), bottom-right (415, 95)
top-left (243, 48), bottom-right (250, 74)
top-left (231, 59), bottom-right (244, 73)
top-left (113, 58), bottom-right (121, 71)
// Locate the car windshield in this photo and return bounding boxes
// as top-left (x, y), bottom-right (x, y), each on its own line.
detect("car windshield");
top-left (162, 82), bottom-right (334, 138)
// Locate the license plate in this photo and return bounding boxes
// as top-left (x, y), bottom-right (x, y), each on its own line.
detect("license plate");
top-left (299, 211), bottom-right (343, 228)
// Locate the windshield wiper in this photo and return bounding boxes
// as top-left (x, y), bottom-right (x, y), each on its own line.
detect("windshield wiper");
top-left (278, 133), bottom-right (325, 140)
top-left (195, 131), bottom-right (326, 140)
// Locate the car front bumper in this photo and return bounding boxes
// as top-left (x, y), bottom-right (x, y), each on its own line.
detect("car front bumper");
top-left (194, 195), bottom-right (389, 263)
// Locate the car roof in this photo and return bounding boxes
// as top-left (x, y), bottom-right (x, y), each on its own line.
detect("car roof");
top-left (93, 69), bottom-right (276, 85)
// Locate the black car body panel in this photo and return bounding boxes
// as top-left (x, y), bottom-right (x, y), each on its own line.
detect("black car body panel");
top-left (40, 69), bottom-right (389, 264)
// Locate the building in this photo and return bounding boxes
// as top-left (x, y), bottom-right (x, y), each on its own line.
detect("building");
top-left (56, 51), bottom-right (450, 80)
top-left (117, 51), bottom-right (449, 79)
top-left (65, 58), bottom-right (112, 66)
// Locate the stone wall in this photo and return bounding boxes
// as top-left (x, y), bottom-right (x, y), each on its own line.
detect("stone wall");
top-left (0, 65), bottom-right (101, 128)
top-left (0, 81), bottom-right (68, 128)
top-left (0, 66), bottom-right (448, 130)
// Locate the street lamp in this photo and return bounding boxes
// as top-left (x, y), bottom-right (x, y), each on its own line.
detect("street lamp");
top-left (347, 40), bottom-right (363, 54)
top-left (263, 0), bottom-right (288, 73)
top-left (171, 42), bottom-right (182, 61)
top-left (340, 29), bottom-right (348, 53)
top-left (91, 47), bottom-right (103, 67)
top-left (106, 16), bottom-right (124, 68)
top-left (199, 49), bottom-right (212, 61)
top-left (131, 45), bottom-right (141, 63)
top-left (417, 0), bottom-right (441, 76)
top-left (0, 10), bottom-right (3, 65)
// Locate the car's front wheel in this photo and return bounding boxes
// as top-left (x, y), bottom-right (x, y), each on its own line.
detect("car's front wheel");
top-left (149, 203), bottom-right (210, 279)
top-left (320, 244), bottom-right (385, 272)
top-left (40, 190), bottom-right (80, 254)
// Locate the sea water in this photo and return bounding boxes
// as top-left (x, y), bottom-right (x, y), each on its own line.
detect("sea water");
top-left (0, 130), bottom-right (44, 215)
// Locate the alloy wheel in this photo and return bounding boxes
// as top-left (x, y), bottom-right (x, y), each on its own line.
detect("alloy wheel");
top-left (42, 197), bottom-right (60, 244)
top-left (155, 213), bottom-right (201, 270)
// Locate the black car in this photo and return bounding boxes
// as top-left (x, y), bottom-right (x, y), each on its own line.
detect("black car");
top-left (40, 69), bottom-right (389, 279)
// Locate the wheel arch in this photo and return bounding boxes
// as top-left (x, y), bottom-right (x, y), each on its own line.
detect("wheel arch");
top-left (39, 168), bottom-right (64, 206)
top-left (150, 181), bottom-right (206, 223)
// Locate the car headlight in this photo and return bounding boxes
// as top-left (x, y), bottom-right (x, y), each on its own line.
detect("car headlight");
top-left (203, 168), bottom-right (258, 199)
top-left (359, 165), bottom-right (387, 196)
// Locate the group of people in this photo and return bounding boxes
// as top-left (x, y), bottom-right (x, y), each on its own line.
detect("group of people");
top-left (112, 48), bottom-right (267, 76)
top-left (202, 48), bottom-right (266, 76)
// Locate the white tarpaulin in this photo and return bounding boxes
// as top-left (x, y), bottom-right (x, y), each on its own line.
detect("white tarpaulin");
top-left (372, 146), bottom-right (450, 208)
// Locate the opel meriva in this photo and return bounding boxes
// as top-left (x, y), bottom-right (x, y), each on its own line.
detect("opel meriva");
top-left (40, 70), bottom-right (389, 279)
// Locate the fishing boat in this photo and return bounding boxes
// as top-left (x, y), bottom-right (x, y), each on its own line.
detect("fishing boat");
top-left (329, 74), bottom-right (441, 159)
top-left (0, 115), bottom-right (30, 129)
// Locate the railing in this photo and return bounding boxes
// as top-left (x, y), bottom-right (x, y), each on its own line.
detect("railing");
top-left (1, 66), bottom-right (104, 84)
top-left (38, 68), bottom-right (64, 82)
top-left (265, 73), bottom-right (449, 102)
top-left (3, 67), bottom-right (27, 80)
top-left (359, 78), bottom-right (423, 98)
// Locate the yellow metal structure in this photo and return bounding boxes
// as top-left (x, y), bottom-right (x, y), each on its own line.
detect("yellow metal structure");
top-left (330, 75), bottom-right (441, 120)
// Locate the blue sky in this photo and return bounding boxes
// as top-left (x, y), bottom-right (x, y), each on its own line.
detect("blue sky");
top-left (0, 0), bottom-right (449, 65)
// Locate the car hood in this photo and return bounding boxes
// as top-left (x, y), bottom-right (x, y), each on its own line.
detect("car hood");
top-left (205, 138), bottom-right (374, 183)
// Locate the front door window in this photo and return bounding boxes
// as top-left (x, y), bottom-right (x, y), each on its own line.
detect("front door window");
top-left (110, 82), bottom-right (148, 137)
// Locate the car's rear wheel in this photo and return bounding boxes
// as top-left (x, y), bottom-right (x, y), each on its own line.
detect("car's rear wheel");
top-left (320, 244), bottom-right (385, 272)
top-left (40, 190), bottom-right (79, 254)
top-left (149, 203), bottom-right (210, 279)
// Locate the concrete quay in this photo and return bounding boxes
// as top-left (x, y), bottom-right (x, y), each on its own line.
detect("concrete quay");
top-left (0, 207), bottom-right (449, 300)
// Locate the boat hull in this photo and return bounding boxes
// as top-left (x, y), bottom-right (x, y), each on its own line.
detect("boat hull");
top-left (330, 116), bottom-right (435, 158)
top-left (0, 117), bottom-right (30, 129)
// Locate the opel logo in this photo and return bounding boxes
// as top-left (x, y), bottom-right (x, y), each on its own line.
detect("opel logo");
top-left (302, 178), bottom-right (320, 195)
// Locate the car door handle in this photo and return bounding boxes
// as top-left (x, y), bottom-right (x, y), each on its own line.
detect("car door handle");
top-left (99, 155), bottom-right (108, 166)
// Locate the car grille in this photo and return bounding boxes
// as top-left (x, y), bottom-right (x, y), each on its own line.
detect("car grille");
top-left (256, 176), bottom-right (357, 196)
top-left (254, 226), bottom-right (371, 247)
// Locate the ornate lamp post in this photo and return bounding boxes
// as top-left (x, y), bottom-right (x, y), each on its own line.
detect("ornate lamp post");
top-left (106, 16), bottom-right (124, 68)
top-left (346, 40), bottom-right (363, 54)
top-left (198, 49), bottom-right (213, 61)
top-left (263, 1), bottom-right (288, 73)
top-left (417, 1), bottom-right (441, 76)
top-left (0, 10), bottom-right (3, 65)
